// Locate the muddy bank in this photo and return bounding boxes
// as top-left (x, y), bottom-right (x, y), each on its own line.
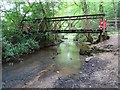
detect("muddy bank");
top-left (24, 52), bottom-right (118, 88)
top-left (54, 58), bottom-right (108, 88)
top-left (2, 45), bottom-right (59, 88)
top-left (2, 40), bottom-right (63, 64)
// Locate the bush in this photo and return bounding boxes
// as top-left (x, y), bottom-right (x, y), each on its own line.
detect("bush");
top-left (74, 34), bottom-right (87, 42)
top-left (25, 38), bottom-right (40, 49)
top-left (2, 37), bottom-right (15, 58)
top-left (2, 37), bottom-right (40, 61)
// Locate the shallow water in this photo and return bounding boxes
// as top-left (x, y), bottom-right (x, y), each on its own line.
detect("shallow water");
top-left (56, 41), bottom-right (81, 76)
top-left (2, 40), bottom-right (82, 88)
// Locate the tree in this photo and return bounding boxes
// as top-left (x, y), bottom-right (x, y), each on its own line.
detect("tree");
top-left (117, 1), bottom-right (120, 28)
top-left (81, 0), bottom-right (93, 43)
top-left (113, 0), bottom-right (117, 30)
top-left (99, 1), bottom-right (104, 13)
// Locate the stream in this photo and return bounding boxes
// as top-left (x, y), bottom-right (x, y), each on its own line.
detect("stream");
top-left (2, 34), bottom-right (119, 88)
top-left (2, 40), bottom-right (83, 88)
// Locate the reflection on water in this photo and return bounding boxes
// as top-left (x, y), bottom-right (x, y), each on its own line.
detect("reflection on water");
top-left (56, 40), bottom-right (81, 76)
top-left (3, 41), bottom-right (81, 77)
top-left (3, 40), bottom-right (82, 86)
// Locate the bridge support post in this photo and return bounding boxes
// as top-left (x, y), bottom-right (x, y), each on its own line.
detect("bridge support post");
top-left (103, 31), bottom-right (107, 40)
top-left (99, 32), bottom-right (103, 42)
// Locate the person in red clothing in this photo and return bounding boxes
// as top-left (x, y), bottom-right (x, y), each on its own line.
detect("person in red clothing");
top-left (98, 19), bottom-right (109, 42)
top-left (99, 19), bottom-right (107, 30)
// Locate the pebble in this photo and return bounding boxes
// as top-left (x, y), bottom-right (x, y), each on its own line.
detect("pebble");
top-left (116, 48), bottom-right (119, 51)
top-left (2, 82), bottom-right (5, 85)
top-left (85, 57), bottom-right (93, 62)
top-left (68, 75), bottom-right (71, 77)
top-left (83, 42), bottom-right (91, 45)
top-left (91, 53), bottom-right (96, 56)
top-left (80, 84), bottom-right (86, 88)
top-left (58, 77), bottom-right (61, 80)
top-left (57, 71), bottom-right (59, 73)
top-left (89, 85), bottom-right (92, 88)
top-left (52, 57), bottom-right (55, 59)
top-left (79, 72), bottom-right (82, 74)
top-left (20, 61), bottom-right (23, 63)
top-left (92, 64), bottom-right (95, 67)
top-left (114, 52), bottom-right (118, 55)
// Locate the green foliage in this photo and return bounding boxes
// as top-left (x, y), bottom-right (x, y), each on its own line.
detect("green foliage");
top-left (2, 37), bottom-right (15, 58)
top-left (2, 37), bottom-right (39, 60)
top-left (22, 6), bottom-right (30, 13)
top-left (2, 1), bottom-right (118, 62)
top-left (74, 34), bottom-right (87, 42)
top-left (117, 1), bottom-right (120, 17)
top-left (25, 38), bottom-right (39, 49)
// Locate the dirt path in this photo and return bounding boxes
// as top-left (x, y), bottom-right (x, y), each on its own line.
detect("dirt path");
top-left (23, 34), bottom-right (119, 88)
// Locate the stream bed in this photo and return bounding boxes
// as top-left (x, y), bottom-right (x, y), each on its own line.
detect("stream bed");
top-left (2, 40), bottom-right (83, 88)
top-left (2, 34), bottom-right (119, 88)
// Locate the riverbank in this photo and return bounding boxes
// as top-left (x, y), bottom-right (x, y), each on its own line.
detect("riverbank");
top-left (2, 40), bottom-right (63, 64)
top-left (2, 34), bottom-right (119, 88)
top-left (23, 34), bottom-right (119, 88)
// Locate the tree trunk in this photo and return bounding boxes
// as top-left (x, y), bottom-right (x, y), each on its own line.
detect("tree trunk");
top-left (99, 1), bottom-right (107, 41)
top-left (99, 1), bottom-right (104, 13)
top-left (113, 0), bottom-right (117, 30)
top-left (81, 0), bottom-right (93, 43)
top-left (19, 2), bottom-right (35, 30)
top-left (82, 0), bottom-right (89, 29)
top-left (117, 1), bottom-right (120, 28)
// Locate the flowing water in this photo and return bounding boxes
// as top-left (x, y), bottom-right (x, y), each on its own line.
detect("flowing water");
top-left (56, 41), bottom-right (81, 76)
top-left (2, 39), bottom-right (82, 88)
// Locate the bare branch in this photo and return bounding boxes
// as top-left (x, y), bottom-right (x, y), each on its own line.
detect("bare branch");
top-left (74, 2), bottom-right (80, 7)
top-left (20, 2), bottom-right (35, 29)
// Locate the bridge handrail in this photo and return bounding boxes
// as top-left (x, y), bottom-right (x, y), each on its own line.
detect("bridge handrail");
top-left (23, 14), bottom-right (105, 22)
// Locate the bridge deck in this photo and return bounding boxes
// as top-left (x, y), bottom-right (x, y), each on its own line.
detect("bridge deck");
top-left (36, 29), bottom-right (105, 33)
top-left (23, 14), bottom-right (105, 22)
